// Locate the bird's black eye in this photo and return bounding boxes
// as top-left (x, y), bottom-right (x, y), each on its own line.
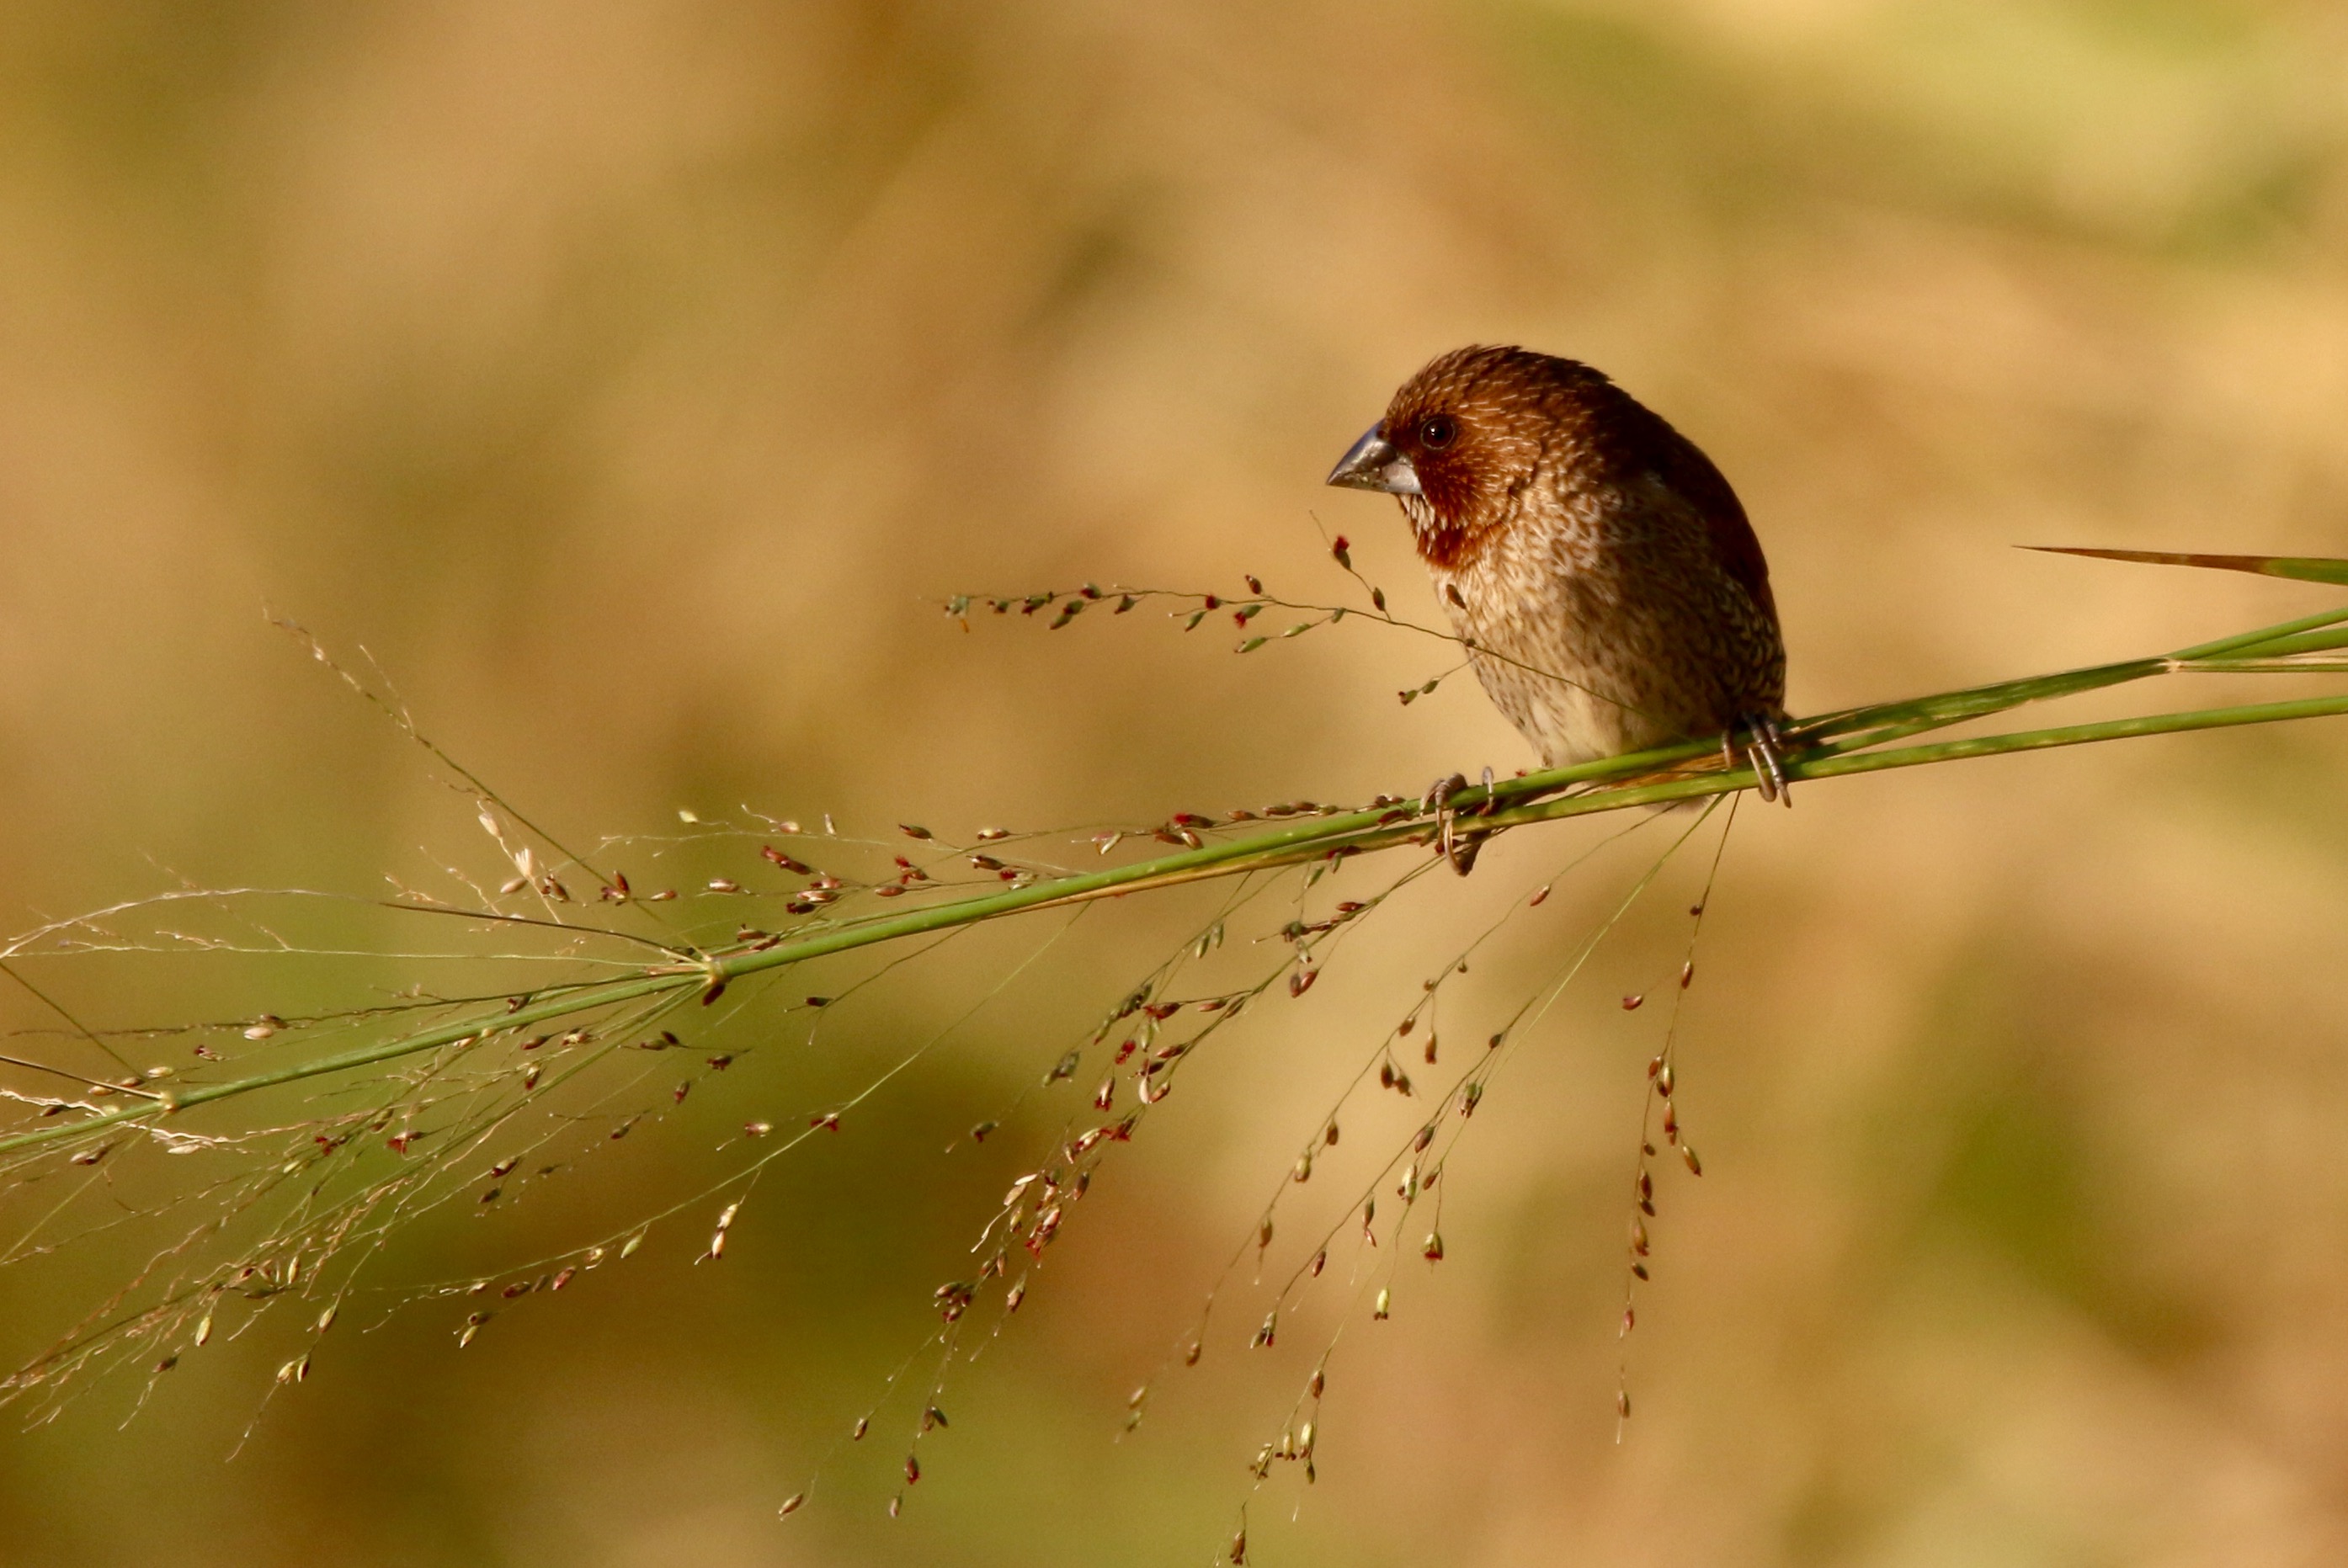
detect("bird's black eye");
top-left (1418, 415), bottom-right (1456, 449)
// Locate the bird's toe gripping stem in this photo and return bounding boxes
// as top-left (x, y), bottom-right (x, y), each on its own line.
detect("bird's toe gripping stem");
top-left (1725, 714), bottom-right (1794, 807)
top-left (1425, 768), bottom-right (1498, 874)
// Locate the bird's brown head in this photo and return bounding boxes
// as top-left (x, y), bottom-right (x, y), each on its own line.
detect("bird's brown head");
top-left (1326, 344), bottom-right (1610, 568)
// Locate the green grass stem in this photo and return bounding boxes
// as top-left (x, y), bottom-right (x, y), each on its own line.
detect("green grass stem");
top-left (7, 630), bottom-right (2342, 1160)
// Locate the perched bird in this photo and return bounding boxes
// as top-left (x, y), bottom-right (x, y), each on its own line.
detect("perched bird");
top-left (1326, 345), bottom-right (1789, 817)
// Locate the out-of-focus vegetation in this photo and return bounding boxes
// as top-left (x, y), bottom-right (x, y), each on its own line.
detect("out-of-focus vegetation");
top-left (1, 3), bottom-right (2345, 1564)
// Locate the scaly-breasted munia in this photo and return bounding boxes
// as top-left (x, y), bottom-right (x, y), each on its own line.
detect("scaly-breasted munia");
top-left (1328, 345), bottom-right (1790, 808)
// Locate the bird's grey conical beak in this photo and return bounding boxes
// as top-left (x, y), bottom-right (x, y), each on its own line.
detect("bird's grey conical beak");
top-left (1325, 424), bottom-right (1421, 496)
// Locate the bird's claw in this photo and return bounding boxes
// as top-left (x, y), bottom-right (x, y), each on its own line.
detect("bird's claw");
top-left (1728, 715), bottom-right (1792, 806)
top-left (1424, 773), bottom-right (1485, 875)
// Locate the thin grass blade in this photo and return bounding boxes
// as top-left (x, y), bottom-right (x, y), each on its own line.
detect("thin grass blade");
top-left (2026, 546), bottom-right (2348, 586)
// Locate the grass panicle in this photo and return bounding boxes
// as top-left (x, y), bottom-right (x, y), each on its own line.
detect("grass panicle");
top-left (0, 546), bottom-right (2340, 1533)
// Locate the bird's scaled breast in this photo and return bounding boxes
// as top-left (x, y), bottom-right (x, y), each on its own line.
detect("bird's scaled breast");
top-left (1432, 534), bottom-right (1653, 767)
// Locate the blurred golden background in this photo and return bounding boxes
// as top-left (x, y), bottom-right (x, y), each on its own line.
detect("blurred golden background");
top-left (3, 1), bottom-right (2347, 1563)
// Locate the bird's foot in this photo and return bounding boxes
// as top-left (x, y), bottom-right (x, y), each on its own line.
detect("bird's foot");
top-left (1423, 772), bottom-right (1487, 875)
top-left (1726, 714), bottom-right (1792, 806)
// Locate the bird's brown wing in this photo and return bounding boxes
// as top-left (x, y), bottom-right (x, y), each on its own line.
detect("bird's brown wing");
top-left (1614, 397), bottom-right (1777, 624)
